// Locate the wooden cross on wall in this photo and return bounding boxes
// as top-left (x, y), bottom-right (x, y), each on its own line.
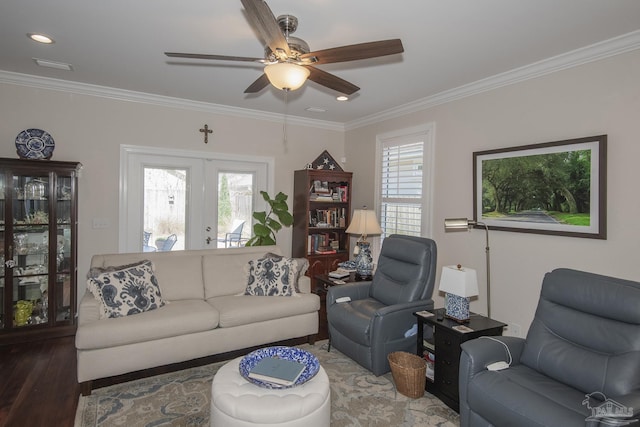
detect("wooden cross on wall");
top-left (199, 124), bottom-right (212, 144)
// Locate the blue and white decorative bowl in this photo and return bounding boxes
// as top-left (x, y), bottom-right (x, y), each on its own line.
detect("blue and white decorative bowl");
top-left (239, 346), bottom-right (320, 389)
top-left (15, 128), bottom-right (55, 160)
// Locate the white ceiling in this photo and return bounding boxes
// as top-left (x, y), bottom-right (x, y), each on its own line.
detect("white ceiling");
top-left (1, 0), bottom-right (639, 125)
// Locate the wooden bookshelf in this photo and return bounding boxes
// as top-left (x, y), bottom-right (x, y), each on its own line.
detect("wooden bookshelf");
top-left (292, 169), bottom-right (353, 298)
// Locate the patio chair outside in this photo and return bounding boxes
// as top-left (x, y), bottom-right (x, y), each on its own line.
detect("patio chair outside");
top-left (218, 220), bottom-right (245, 248)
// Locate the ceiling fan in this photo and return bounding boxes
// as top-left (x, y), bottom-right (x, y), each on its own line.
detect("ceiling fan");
top-left (165, 0), bottom-right (404, 95)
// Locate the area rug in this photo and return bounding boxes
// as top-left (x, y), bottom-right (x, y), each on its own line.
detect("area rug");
top-left (75, 341), bottom-right (459, 426)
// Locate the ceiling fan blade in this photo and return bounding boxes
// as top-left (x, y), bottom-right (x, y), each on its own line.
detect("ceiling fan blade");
top-left (165, 52), bottom-right (263, 62)
top-left (301, 39), bottom-right (404, 65)
top-left (240, 0), bottom-right (290, 58)
top-left (244, 73), bottom-right (270, 93)
top-left (306, 66), bottom-right (360, 95)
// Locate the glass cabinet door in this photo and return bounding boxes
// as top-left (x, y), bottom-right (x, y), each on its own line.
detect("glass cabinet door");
top-left (11, 173), bottom-right (51, 328)
top-left (54, 174), bottom-right (74, 324)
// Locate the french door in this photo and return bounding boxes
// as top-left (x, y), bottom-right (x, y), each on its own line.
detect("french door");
top-left (120, 146), bottom-right (272, 252)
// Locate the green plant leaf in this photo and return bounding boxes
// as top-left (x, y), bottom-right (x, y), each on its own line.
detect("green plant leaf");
top-left (247, 190), bottom-right (293, 246)
top-left (253, 211), bottom-right (267, 223)
top-left (253, 223), bottom-right (271, 237)
top-left (274, 192), bottom-right (288, 202)
top-left (276, 210), bottom-right (293, 226)
top-left (245, 236), bottom-right (259, 246)
top-left (271, 200), bottom-right (288, 212)
top-left (260, 235), bottom-right (277, 246)
top-left (266, 217), bottom-right (282, 232)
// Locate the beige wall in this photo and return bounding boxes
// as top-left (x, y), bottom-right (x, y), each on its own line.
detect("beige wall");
top-left (0, 84), bottom-right (345, 296)
top-left (345, 49), bottom-right (640, 336)
top-left (2, 49), bottom-right (638, 334)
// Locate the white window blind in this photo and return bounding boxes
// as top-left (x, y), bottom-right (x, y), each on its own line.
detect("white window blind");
top-left (380, 141), bottom-right (423, 238)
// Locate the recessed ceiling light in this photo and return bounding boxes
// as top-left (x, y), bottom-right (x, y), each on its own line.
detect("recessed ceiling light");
top-left (336, 95), bottom-right (349, 101)
top-left (28, 33), bottom-right (54, 44)
top-left (33, 58), bottom-right (73, 71)
top-left (305, 107), bottom-right (327, 113)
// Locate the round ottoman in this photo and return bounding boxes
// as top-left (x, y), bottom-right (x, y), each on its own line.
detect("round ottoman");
top-left (211, 356), bottom-right (330, 427)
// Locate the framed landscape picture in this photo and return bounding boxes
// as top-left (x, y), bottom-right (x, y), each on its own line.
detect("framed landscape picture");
top-left (473, 135), bottom-right (607, 239)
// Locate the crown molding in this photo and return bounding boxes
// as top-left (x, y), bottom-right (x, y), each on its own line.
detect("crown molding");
top-left (0, 70), bottom-right (345, 132)
top-left (345, 30), bottom-right (640, 131)
top-left (2, 30), bottom-right (639, 134)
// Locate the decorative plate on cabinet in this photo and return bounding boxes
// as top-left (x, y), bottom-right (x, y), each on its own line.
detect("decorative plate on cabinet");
top-left (15, 129), bottom-right (55, 160)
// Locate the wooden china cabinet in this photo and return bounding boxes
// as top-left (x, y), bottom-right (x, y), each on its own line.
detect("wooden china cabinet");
top-left (0, 158), bottom-right (80, 345)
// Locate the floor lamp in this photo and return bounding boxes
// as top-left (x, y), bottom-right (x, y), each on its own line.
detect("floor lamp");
top-left (443, 218), bottom-right (492, 319)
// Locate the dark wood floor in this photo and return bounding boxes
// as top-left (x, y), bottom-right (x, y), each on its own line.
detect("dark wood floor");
top-left (0, 335), bottom-right (80, 427)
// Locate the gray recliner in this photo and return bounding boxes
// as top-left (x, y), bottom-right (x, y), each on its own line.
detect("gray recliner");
top-left (326, 234), bottom-right (437, 375)
top-left (459, 268), bottom-right (640, 427)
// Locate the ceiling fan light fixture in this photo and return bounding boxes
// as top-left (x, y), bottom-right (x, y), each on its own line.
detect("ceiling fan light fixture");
top-left (264, 62), bottom-right (310, 91)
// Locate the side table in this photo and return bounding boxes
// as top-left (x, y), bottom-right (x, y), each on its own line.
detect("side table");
top-left (314, 273), bottom-right (357, 340)
top-left (414, 308), bottom-right (506, 412)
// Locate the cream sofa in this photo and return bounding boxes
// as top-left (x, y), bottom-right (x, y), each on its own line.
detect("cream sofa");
top-left (76, 245), bottom-right (320, 395)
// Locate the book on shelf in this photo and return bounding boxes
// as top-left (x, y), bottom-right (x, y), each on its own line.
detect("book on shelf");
top-left (315, 246), bottom-right (336, 254)
top-left (307, 232), bottom-right (340, 254)
top-left (422, 339), bottom-right (435, 352)
top-left (329, 270), bottom-right (350, 279)
top-left (310, 193), bottom-right (334, 202)
top-left (248, 357), bottom-right (306, 386)
top-left (336, 185), bottom-right (348, 202)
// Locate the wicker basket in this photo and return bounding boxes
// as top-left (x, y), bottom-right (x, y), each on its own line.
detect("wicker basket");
top-left (388, 351), bottom-right (427, 398)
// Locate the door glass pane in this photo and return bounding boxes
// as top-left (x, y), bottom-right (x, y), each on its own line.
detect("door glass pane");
top-left (143, 167), bottom-right (186, 252)
top-left (217, 172), bottom-right (253, 248)
top-left (13, 174), bottom-right (50, 327)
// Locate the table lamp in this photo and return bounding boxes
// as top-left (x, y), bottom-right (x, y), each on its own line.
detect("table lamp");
top-left (439, 264), bottom-right (479, 322)
top-left (346, 207), bottom-right (382, 280)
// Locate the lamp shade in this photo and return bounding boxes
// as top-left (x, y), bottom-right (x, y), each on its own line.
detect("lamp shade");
top-left (439, 265), bottom-right (479, 297)
top-left (264, 63), bottom-right (310, 91)
top-left (444, 217), bottom-right (472, 231)
top-left (346, 209), bottom-right (382, 236)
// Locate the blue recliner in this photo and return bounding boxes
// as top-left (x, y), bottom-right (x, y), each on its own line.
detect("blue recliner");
top-left (326, 234), bottom-right (437, 375)
top-left (459, 268), bottom-right (640, 427)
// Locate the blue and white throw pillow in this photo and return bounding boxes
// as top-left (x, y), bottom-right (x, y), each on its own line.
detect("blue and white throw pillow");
top-left (263, 252), bottom-right (308, 293)
top-left (87, 260), bottom-right (165, 318)
top-left (244, 254), bottom-right (298, 296)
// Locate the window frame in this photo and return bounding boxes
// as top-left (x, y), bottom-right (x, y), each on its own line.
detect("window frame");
top-left (374, 123), bottom-right (435, 246)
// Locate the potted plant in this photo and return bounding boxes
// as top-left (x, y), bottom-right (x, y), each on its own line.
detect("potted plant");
top-left (245, 191), bottom-right (293, 246)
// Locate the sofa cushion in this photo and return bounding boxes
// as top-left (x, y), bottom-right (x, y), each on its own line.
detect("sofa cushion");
top-left (207, 294), bottom-right (320, 328)
top-left (90, 251), bottom-right (205, 301)
top-left (75, 299), bottom-right (219, 350)
top-left (87, 260), bottom-right (165, 318)
top-left (203, 245), bottom-right (282, 298)
top-left (244, 254), bottom-right (298, 296)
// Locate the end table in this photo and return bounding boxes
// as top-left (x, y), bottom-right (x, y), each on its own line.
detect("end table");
top-left (314, 274), bottom-right (358, 340)
top-left (414, 308), bottom-right (506, 412)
